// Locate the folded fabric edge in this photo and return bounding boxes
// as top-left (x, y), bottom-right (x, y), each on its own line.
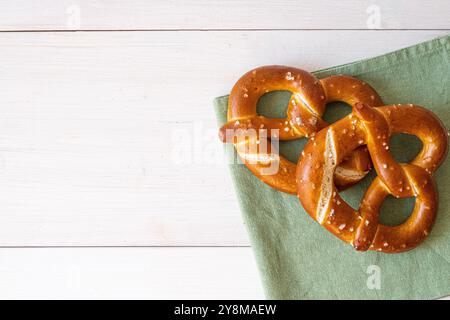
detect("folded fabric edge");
top-left (314, 34), bottom-right (449, 77)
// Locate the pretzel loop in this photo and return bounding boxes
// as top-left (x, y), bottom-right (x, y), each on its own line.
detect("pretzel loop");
top-left (355, 164), bottom-right (437, 252)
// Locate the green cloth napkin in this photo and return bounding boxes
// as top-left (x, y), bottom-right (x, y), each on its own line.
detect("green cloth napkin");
top-left (214, 35), bottom-right (450, 299)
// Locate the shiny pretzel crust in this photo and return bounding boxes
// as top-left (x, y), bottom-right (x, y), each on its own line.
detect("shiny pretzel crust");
top-left (219, 66), bottom-right (383, 194)
top-left (296, 103), bottom-right (448, 253)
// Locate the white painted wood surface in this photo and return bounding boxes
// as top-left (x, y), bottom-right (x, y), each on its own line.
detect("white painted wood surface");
top-left (0, 1), bottom-right (448, 299)
top-left (0, 0), bottom-right (449, 31)
top-left (0, 30), bottom-right (447, 246)
top-left (0, 247), bottom-right (265, 299)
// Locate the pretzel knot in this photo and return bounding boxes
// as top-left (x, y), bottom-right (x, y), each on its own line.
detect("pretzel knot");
top-left (219, 66), bottom-right (383, 194)
top-left (297, 103), bottom-right (448, 253)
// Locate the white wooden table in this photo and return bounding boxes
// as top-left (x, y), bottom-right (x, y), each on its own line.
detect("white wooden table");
top-left (0, 1), bottom-right (448, 299)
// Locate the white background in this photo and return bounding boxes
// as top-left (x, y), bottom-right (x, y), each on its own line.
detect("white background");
top-left (0, 0), bottom-right (448, 299)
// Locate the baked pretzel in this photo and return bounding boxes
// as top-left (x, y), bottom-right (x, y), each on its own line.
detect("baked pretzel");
top-left (219, 66), bottom-right (383, 194)
top-left (296, 103), bottom-right (448, 253)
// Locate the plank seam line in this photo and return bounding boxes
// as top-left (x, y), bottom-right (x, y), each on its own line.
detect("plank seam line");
top-left (0, 28), bottom-right (449, 33)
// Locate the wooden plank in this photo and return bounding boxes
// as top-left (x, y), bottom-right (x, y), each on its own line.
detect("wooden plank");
top-left (0, 0), bottom-right (449, 31)
top-left (0, 247), bottom-right (265, 299)
top-left (0, 30), bottom-right (446, 246)
top-left (0, 246), bottom-right (447, 299)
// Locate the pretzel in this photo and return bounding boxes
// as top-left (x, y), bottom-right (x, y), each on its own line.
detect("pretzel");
top-left (219, 66), bottom-right (383, 194)
top-left (296, 103), bottom-right (448, 253)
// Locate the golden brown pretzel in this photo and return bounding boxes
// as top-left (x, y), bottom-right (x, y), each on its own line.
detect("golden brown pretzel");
top-left (296, 103), bottom-right (448, 253)
top-left (219, 66), bottom-right (383, 194)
